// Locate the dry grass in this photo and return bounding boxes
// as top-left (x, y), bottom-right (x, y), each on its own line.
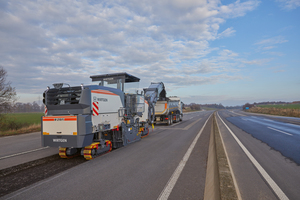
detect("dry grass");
top-left (248, 107), bottom-right (300, 118)
top-left (0, 123), bottom-right (41, 137)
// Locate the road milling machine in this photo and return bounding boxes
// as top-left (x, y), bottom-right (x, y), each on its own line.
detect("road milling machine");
top-left (41, 73), bottom-right (165, 160)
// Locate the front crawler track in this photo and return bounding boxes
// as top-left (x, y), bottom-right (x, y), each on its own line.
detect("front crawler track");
top-left (59, 148), bottom-right (79, 159)
top-left (83, 140), bottom-right (112, 160)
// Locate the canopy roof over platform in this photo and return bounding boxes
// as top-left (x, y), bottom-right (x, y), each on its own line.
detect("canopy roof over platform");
top-left (90, 72), bottom-right (140, 83)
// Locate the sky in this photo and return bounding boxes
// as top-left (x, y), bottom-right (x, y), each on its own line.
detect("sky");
top-left (0, 0), bottom-right (299, 106)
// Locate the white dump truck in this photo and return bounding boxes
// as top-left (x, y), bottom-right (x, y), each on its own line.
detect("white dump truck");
top-left (154, 96), bottom-right (183, 125)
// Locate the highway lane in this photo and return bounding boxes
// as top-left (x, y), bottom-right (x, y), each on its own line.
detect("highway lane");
top-left (0, 132), bottom-right (57, 170)
top-left (217, 110), bottom-right (300, 200)
top-left (231, 110), bottom-right (300, 125)
top-left (2, 111), bottom-right (214, 200)
top-left (226, 114), bottom-right (300, 164)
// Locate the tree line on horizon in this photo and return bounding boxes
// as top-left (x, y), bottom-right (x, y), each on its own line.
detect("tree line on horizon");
top-left (185, 103), bottom-right (241, 110)
top-left (12, 102), bottom-right (44, 113)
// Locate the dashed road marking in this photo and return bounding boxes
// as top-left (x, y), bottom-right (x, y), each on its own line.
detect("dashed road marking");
top-left (267, 127), bottom-right (293, 136)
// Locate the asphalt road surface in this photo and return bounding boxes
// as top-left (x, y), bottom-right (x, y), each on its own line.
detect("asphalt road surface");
top-left (0, 132), bottom-right (57, 170)
top-left (217, 110), bottom-right (300, 200)
top-left (2, 110), bottom-right (214, 200)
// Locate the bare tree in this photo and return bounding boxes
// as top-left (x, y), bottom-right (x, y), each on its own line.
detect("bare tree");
top-left (0, 66), bottom-right (17, 114)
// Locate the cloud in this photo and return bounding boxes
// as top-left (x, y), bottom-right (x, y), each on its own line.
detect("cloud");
top-left (263, 46), bottom-right (276, 50)
top-left (263, 51), bottom-right (285, 56)
top-left (255, 36), bottom-right (288, 45)
top-left (254, 36), bottom-right (288, 53)
top-left (242, 58), bottom-right (273, 65)
top-left (276, 0), bottom-right (300, 10)
top-left (0, 0), bottom-right (260, 98)
top-left (218, 49), bottom-right (239, 58)
top-left (217, 27), bottom-right (236, 38)
top-left (219, 0), bottom-right (260, 18)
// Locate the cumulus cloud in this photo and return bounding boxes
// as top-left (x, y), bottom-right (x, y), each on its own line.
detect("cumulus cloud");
top-left (0, 0), bottom-right (260, 97)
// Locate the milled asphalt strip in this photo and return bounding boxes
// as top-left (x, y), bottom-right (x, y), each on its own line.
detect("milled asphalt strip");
top-left (0, 147), bottom-right (49, 160)
top-left (267, 127), bottom-right (293, 136)
top-left (157, 114), bottom-right (212, 200)
top-left (217, 112), bottom-right (289, 200)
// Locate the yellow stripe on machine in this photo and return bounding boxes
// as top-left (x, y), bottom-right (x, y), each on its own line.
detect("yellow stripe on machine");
top-left (43, 132), bottom-right (49, 135)
top-left (83, 150), bottom-right (92, 154)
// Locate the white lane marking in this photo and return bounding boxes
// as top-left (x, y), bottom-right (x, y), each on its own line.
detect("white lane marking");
top-left (5, 171), bottom-right (68, 200)
top-left (242, 118), bottom-right (248, 121)
top-left (158, 114), bottom-right (213, 200)
top-left (267, 127), bottom-right (293, 136)
top-left (217, 112), bottom-right (289, 200)
top-left (0, 147), bottom-right (49, 160)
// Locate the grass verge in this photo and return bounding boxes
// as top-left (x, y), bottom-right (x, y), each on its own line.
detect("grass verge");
top-left (0, 124), bottom-right (41, 137)
top-left (257, 104), bottom-right (300, 109)
top-left (0, 113), bottom-right (43, 137)
top-left (248, 106), bottom-right (300, 118)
